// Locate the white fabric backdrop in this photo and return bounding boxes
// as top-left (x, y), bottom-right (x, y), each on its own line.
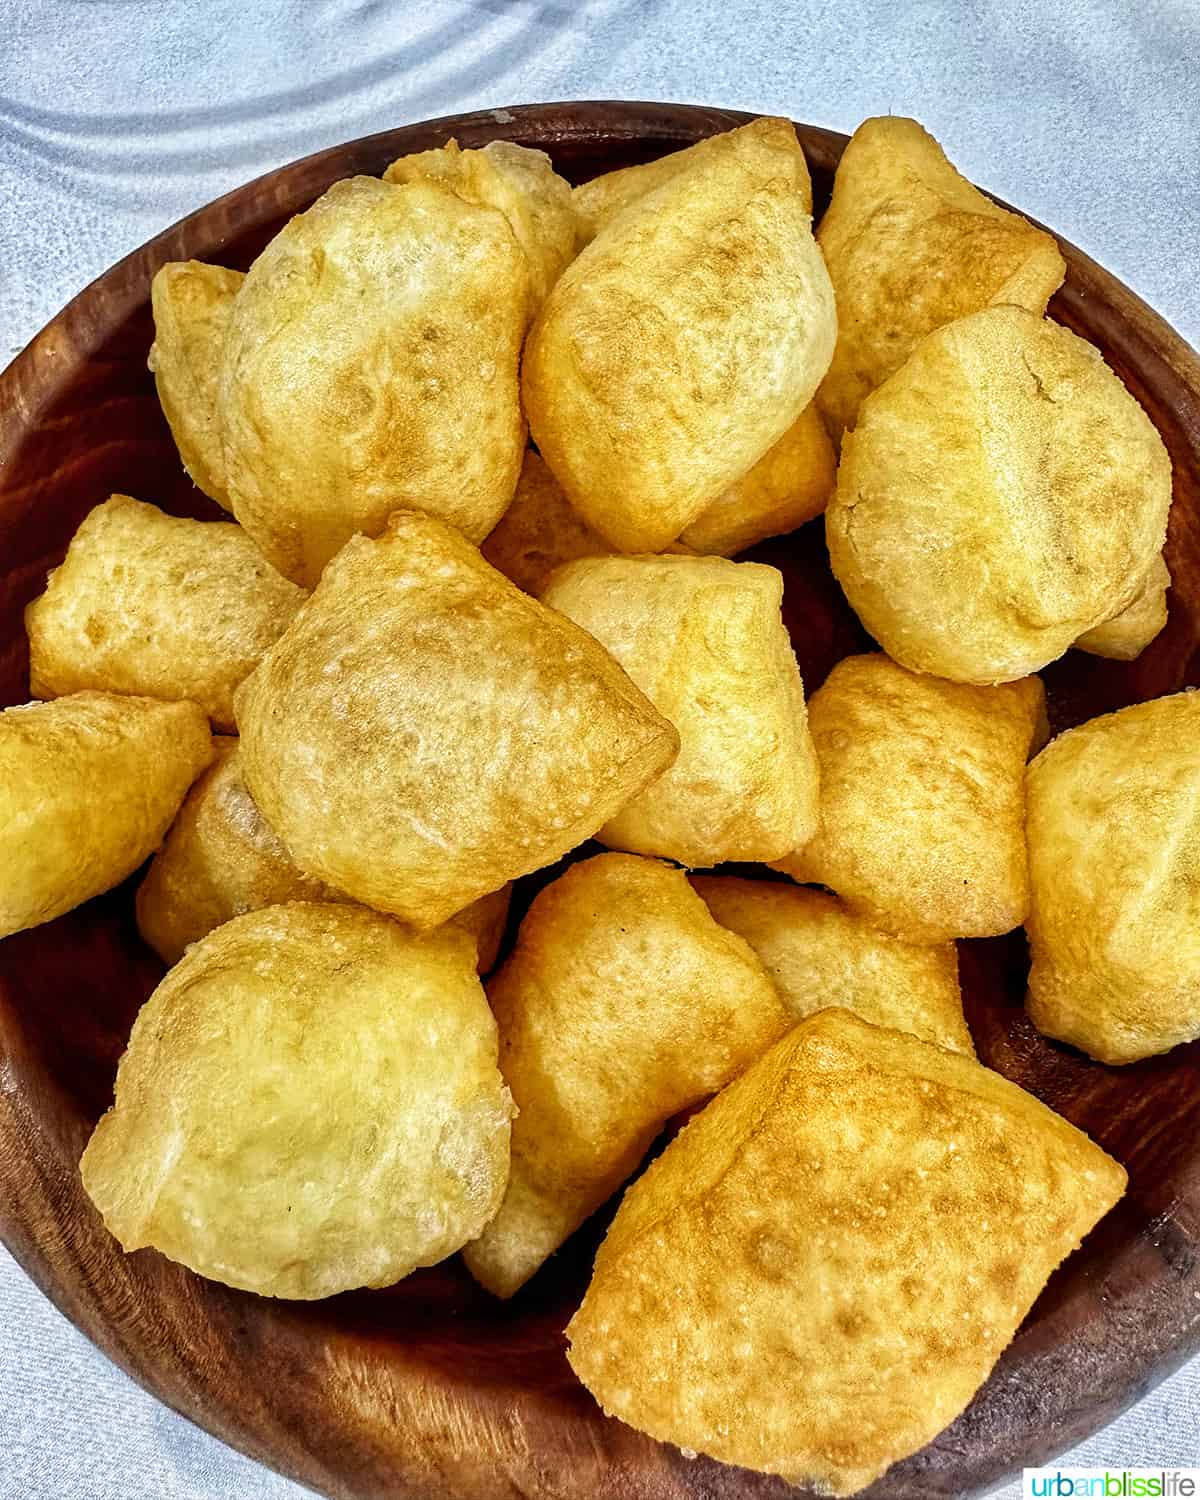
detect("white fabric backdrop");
top-left (2, 2), bottom-right (1198, 1496)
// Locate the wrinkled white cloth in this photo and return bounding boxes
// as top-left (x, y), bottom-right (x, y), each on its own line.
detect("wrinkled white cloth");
top-left (1, 2), bottom-right (1198, 1496)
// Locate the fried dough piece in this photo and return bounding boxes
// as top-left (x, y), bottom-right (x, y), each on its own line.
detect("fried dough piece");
top-left (1027, 692), bottom-right (1200, 1063)
top-left (816, 115), bottom-right (1065, 438)
top-left (220, 176), bottom-right (528, 586)
top-left (691, 875), bottom-right (971, 1055)
top-left (81, 904), bottom-right (513, 1298)
top-left (235, 512), bottom-right (678, 928)
top-left (567, 1010), bottom-right (1125, 1494)
top-left (135, 738), bottom-right (511, 968)
top-left (0, 692), bottom-right (212, 938)
top-left (774, 654), bottom-right (1044, 942)
top-left (25, 494), bottom-right (305, 729)
top-left (542, 555), bottom-right (817, 865)
top-left (524, 117), bottom-right (836, 553)
top-left (827, 306), bottom-right (1172, 683)
top-left (676, 401), bottom-right (836, 555)
top-left (384, 137), bottom-right (576, 312)
top-left (148, 260), bottom-right (244, 507)
top-left (572, 123), bottom-right (814, 246)
top-left (462, 854), bottom-right (788, 1297)
top-left (1075, 553), bottom-right (1170, 661)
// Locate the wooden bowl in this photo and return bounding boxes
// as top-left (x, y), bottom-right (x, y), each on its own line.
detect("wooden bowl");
top-left (2, 101), bottom-right (1200, 1500)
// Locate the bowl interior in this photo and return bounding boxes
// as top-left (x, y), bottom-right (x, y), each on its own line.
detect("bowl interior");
top-left (2, 102), bottom-right (1200, 1500)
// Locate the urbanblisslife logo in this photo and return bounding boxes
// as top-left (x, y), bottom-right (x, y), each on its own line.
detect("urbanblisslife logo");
top-left (1024, 1471), bottom-right (1200, 1498)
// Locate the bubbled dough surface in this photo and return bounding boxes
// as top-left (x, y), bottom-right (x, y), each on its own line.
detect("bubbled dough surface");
top-left (1026, 692), bottom-right (1200, 1064)
top-left (219, 175), bottom-right (529, 587)
top-left (25, 494), bottom-right (305, 729)
top-left (567, 1010), bottom-right (1126, 1495)
top-left (691, 875), bottom-right (972, 1055)
top-left (0, 691), bottom-right (212, 938)
top-left (523, 117), bottom-right (836, 554)
top-left (80, 903), bottom-right (513, 1300)
top-left (234, 511), bottom-right (678, 929)
top-left (462, 853), bottom-right (788, 1298)
top-left (827, 305), bottom-right (1172, 683)
top-left (774, 653), bottom-right (1044, 942)
top-left (542, 554), bottom-right (818, 866)
top-left (384, 138), bottom-right (577, 314)
top-left (148, 260), bottom-right (244, 508)
top-left (815, 115), bottom-right (1065, 438)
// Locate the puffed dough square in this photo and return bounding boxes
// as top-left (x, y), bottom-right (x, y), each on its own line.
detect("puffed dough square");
top-left (816, 115), bottom-right (1065, 438)
top-left (567, 1010), bottom-right (1126, 1495)
top-left (0, 691), bottom-right (212, 938)
top-left (220, 176), bottom-right (529, 586)
top-left (148, 260), bottom-right (244, 508)
top-left (524, 117), bottom-right (836, 553)
top-left (774, 654), bottom-right (1045, 942)
top-left (463, 853), bottom-right (787, 1298)
top-left (234, 511), bottom-right (679, 929)
top-left (542, 554), bottom-right (818, 866)
top-left (26, 494), bottom-right (305, 730)
top-left (82, 903), bottom-right (513, 1299)
top-left (691, 875), bottom-right (972, 1055)
top-left (1026, 691), bottom-right (1200, 1063)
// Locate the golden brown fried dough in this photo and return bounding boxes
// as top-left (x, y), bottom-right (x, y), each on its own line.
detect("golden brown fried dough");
top-left (572, 123), bottom-right (814, 246)
top-left (0, 692), bottom-right (212, 939)
top-left (81, 903), bottom-right (513, 1298)
top-left (677, 401), bottom-right (836, 555)
top-left (774, 654), bottom-right (1044, 942)
top-left (816, 116), bottom-right (1065, 438)
top-left (524, 117), bottom-right (836, 553)
top-left (480, 449), bottom-right (616, 595)
top-left (1026, 692), bottom-right (1200, 1063)
top-left (542, 555), bottom-right (817, 865)
top-left (1075, 553), bottom-right (1170, 660)
top-left (220, 176), bottom-right (528, 586)
top-left (25, 494), bottom-right (305, 730)
top-left (235, 511), bottom-right (678, 928)
top-left (827, 306), bottom-right (1172, 683)
top-left (384, 137), bottom-right (576, 312)
top-left (691, 875), bottom-right (972, 1055)
top-left (148, 260), bottom-right (244, 508)
top-left (136, 738), bottom-right (512, 967)
top-left (567, 1010), bottom-right (1125, 1494)
top-left (462, 854), bottom-right (788, 1297)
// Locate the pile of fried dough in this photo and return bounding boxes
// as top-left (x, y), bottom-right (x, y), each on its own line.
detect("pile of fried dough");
top-left (4, 114), bottom-right (1195, 1492)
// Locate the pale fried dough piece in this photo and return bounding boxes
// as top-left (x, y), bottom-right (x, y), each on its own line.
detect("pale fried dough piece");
top-left (827, 307), bottom-right (1172, 682)
top-left (235, 512), bottom-right (678, 929)
top-left (135, 738), bottom-right (511, 968)
top-left (774, 654), bottom-right (1044, 942)
top-left (462, 853), bottom-right (788, 1297)
top-left (572, 124), bottom-right (813, 246)
top-left (25, 494), bottom-right (305, 730)
top-left (480, 449), bottom-right (616, 595)
top-left (384, 138), bottom-right (576, 312)
top-left (524, 117), bottom-right (836, 553)
top-left (1075, 553), bottom-right (1170, 660)
top-left (542, 555), bottom-right (817, 866)
top-left (691, 875), bottom-right (972, 1055)
top-left (816, 115), bottom-right (1065, 438)
top-left (220, 176), bottom-right (528, 586)
top-left (1027, 692), bottom-right (1200, 1063)
top-left (81, 904), bottom-right (513, 1299)
top-left (148, 260), bottom-right (244, 508)
top-left (567, 1010), bottom-right (1125, 1494)
top-left (0, 692), bottom-right (212, 938)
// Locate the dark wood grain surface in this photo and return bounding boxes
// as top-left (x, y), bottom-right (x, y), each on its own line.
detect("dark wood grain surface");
top-left (2, 102), bottom-right (1199, 1500)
